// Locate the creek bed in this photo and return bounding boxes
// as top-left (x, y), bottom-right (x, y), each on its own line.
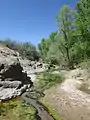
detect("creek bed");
top-left (21, 91), bottom-right (54, 120)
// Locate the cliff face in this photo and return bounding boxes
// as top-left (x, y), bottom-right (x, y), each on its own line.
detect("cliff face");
top-left (0, 44), bottom-right (33, 102)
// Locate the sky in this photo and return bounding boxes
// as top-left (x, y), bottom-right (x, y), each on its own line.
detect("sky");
top-left (0, 0), bottom-right (79, 46)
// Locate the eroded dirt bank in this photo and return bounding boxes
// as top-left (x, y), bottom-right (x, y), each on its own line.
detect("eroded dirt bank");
top-left (43, 69), bottom-right (90, 120)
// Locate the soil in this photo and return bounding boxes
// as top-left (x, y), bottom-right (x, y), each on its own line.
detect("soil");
top-left (42, 68), bottom-right (90, 120)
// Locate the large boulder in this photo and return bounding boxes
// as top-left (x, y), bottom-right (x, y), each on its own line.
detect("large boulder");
top-left (0, 45), bottom-right (33, 102)
top-left (0, 81), bottom-right (22, 89)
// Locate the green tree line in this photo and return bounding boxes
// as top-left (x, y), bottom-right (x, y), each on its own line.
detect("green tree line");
top-left (38, 0), bottom-right (90, 69)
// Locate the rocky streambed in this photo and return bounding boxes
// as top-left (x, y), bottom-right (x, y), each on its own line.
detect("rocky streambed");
top-left (20, 59), bottom-right (54, 120)
top-left (0, 44), bottom-right (55, 120)
top-left (0, 44), bottom-right (46, 101)
top-left (0, 60), bottom-right (54, 120)
top-left (21, 91), bottom-right (54, 120)
top-left (0, 46), bottom-right (33, 101)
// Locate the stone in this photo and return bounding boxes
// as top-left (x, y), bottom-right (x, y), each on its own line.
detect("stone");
top-left (0, 81), bottom-right (22, 89)
top-left (0, 44), bottom-right (33, 102)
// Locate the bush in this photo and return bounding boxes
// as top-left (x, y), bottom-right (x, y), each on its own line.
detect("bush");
top-left (70, 41), bottom-right (90, 64)
top-left (0, 39), bottom-right (18, 50)
top-left (36, 72), bottom-right (64, 90)
top-left (0, 40), bottom-right (40, 61)
top-left (43, 72), bottom-right (63, 82)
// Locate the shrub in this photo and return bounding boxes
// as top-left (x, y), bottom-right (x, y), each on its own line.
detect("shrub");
top-left (36, 72), bottom-right (64, 90)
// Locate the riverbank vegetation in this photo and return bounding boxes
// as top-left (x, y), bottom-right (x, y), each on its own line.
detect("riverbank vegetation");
top-left (38, 0), bottom-right (90, 69)
top-left (35, 72), bottom-right (64, 91)
top-left (0, 99), bottom-right (35, 120)
top-left (0, 40), bottom-right (40, 61)
top-left (34, 72), bottom-right (64, 120)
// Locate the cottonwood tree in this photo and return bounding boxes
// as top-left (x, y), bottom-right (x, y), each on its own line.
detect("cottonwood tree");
top-left (56, 5), bottom-right (76, 69)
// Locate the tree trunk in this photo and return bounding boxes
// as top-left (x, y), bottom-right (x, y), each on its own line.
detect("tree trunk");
top-left (66, 47), bottom-right (74, 69)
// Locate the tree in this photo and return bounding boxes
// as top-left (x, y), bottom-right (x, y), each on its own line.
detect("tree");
top-left (76, 0), bottom-right (90, 40)
top-left (75, 0), bottom-right (90, 59)
top-left (19, 42), bottom-right (39, 61)
top-left (76, 0), bottom-right (90, 42)
top-left (38, 33), bottom-right (58, 64)
top-left (38, 1), bottom-right (90, 68)
top-left (38, 38), bottom-right (47, 59)
top-left (49, 32), bottom-right (57, 42)
top-left (56, 5), bottom-right (76, 69)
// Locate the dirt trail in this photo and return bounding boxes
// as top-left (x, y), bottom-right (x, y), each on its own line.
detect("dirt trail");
top-left (43, 69), bottom-right (90, 120)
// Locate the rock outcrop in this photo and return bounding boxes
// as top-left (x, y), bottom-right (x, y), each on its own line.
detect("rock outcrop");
top-left (20, 59), bottom-right (46, 74)
top-left (0, 44), bottom-right (33, 102)
top-left (19, 59), bottom-right (47, 82)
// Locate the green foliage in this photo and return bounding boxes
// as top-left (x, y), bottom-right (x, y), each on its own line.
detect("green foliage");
top-left (35, 72), bottom-right (64, 90)
top-left (18, 42), bottom-right (40, 60)
top-left (46, 42), bottom-right (61, 65)
top-left (0, 99), bottom-right (35, 120)
top-left (49, 32), bottom-right (57, 41)
top-left (56, 5), bottom-right (76, 68)
top-left (38, 32), bottom-right (58, 63)
top-left (0, 39), bottom-right (18, 50)
top-left (71, 0), bottom-right (90, 63)
top-left (0, 39), bottom-right (40, 61)
top-left (38, 0), bottom-right (90, 69)
top-left (43, 72), bottom-right (63, 82)
top-left (76, 0), bottom-right (90, 41)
